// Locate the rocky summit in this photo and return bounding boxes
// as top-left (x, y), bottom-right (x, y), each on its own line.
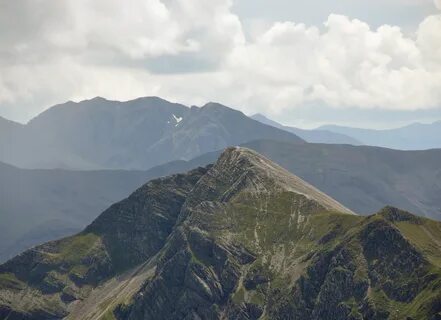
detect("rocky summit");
top-left (0, 147), bottom-right (440, 320)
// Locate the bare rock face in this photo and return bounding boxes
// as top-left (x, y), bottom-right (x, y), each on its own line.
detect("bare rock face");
top-left (1, 148), bottom-right (441, 320)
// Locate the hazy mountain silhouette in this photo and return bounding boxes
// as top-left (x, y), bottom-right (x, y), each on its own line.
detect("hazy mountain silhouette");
top-left (320, 121), bottom-right (441, 150)
top-left (0, 97), bottom-right (303, 170)
top-left (0, 159), bottom-right (201, 262)
top-left (252, 113), bottom-right (362, 145)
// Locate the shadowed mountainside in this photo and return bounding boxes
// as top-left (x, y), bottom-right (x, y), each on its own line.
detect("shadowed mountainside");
top-left (0, 97), bottom-right (303, 170)
top-left (0, 160), bottom-right (198, 262)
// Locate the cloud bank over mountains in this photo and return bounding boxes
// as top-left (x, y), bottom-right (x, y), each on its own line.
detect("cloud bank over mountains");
top-left (0, 0), bottom-right (440, 125)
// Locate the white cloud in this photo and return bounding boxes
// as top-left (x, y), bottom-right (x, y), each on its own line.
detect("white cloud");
top-left (222, 14), bottom-right (441, 116)
top-left (0, 0), bottom-right (440, 123)
top-left (417, 15), bottom-right (441, 66)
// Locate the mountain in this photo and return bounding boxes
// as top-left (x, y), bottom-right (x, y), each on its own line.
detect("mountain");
top-left (0, 116), bottom-right (22, 136)
top-left (3, 137), bottom-right (441, 263)
top-left (0, 117), bottom-right (23, 156)
top-left (0, 97), bottom-right (303, 170)
top-left (184, 140), bottom-right (441, 221)
top-left (242, 140), bottom-right (441, 220)
top-left (0, 159), bottom-right (202, 263)
top-left (1, 148), bottom-right (440, 319)
top-left (319, 121), bottom-right (441, 150)
top-left (251, 113), bottom-right (362, 145)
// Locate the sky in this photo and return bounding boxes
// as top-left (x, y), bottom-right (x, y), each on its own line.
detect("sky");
top-left (0, 0), bottom-right (440, 128)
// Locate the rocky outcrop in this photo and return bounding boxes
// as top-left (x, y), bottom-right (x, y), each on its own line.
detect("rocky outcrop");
top-left (86, 166), bottom-right (208, 272)
top-left (269, 213), bottom-right (436, 320)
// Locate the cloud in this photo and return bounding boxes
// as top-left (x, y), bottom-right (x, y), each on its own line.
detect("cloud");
top-left (0, 0), bottom-right (440, 123)
top-left (0, 0), bottom-right (244, 120)
top-left (223, 14), bottom-right (441, 116)
top-left (417, 15), bottom-right (441, 65)
top-left (0, 0), bottom-right (244, 65)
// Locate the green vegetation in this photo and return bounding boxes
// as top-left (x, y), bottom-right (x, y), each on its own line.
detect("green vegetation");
top-left (0, 272), bottom-right (24, 290)
top-left (55, 232), bottom-right (101, 264)
top-left (396, 220), bottom-right (441, 268)
top-left (99, 310), bottom-right (117, 320)
top-left (232, 286), bottom-right (245, 304)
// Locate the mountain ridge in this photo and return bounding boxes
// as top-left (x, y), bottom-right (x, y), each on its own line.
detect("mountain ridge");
top-left (203, 147), bottom-right (354, 214)
top-left (0, 97), bottom-right (304, 170)
top-left (186, 139), bottom-right (441, 221)
top-left (1, 148), bottom-right (441, 319)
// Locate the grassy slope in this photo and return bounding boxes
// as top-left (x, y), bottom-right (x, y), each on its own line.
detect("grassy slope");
top-left (1, 197), bottom-right (440, 319)
top-left (0, 232), bottom-right (104, 318)
top-left (203, 195), bottom-right (441, 319)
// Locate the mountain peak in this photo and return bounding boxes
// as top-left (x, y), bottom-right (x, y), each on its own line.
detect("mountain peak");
top-left (201, 102), bottom-right (241, 113)
top-left (0, 116), bottom-right (23, 128)
top-left (377, 206), bottom-right (422, 224)
top-left (88, 96), bottom-right (108, 102)
top-left (202, 101), bottom-right (227, 108)
top-left (194, 147), bottom-right (354, 214)
top-left (250, 113), bottom-right (283, 128)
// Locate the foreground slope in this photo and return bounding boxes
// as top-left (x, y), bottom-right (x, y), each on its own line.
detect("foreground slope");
top-left (1, 148), bottom-right (440, 320)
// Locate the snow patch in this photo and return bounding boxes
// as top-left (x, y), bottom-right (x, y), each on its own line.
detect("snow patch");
top-left (172, 114), bottom-right (183, 126)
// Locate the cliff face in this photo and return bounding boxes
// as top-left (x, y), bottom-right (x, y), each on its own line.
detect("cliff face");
top-left (1, 148), bottom-right (440, 320)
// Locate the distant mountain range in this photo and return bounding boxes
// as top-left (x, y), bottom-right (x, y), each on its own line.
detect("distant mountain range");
top-left (2, 98), bottom-right (440, 173)
top-left (319, 121), bottom-right (441, 150)
top-left (1, 148), bottom-right (440, 319)
top-left (0, 162), bottom-right (144, 263)
top-left (253, 113), bottom-right (441, 150)
top-left (0, 97), bottom-right (303, 170)
top-left (251, 113), bottom-right (362, 145)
